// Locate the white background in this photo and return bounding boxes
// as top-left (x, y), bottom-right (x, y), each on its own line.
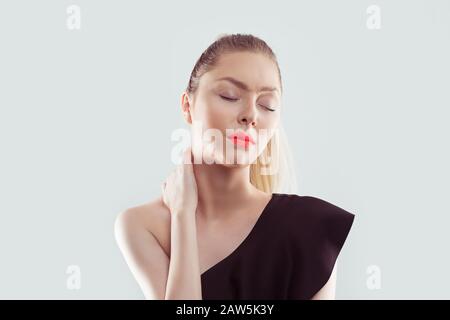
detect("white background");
top-left (0, 0), bottom-right (449, 299)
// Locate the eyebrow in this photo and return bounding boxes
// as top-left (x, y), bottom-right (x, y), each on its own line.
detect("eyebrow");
top-left (215, 76), bottom-right (279, 94)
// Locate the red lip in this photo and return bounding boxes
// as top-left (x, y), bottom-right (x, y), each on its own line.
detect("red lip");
top-left (227, 131), bottom-right (256, 145)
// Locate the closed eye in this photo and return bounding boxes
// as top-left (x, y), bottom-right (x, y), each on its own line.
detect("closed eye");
top-left (220, 95), bottom-right (276, 111)
top-left (259, 104), bottom-right (276, 112)
top-left (219, 95), bottom-right (239, 102)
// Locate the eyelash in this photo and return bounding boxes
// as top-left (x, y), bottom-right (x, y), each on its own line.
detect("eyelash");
top-left (219, 95), bottom-right (275, 112)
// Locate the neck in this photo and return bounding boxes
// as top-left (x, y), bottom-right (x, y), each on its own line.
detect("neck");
top-left (193, 162), bottom-right (260, 221)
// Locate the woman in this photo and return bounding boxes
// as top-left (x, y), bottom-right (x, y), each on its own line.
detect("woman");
top-left (114, 33), bottom-right (355, 300)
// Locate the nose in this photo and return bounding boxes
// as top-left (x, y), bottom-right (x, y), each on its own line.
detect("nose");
top-left (238, 101), bottom-right (257, 127)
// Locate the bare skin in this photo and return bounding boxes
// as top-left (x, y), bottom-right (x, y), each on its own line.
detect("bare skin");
top-left (114, 51), bottom-right (337, 300)
top-left (114, 181), bottom-right (273, 299)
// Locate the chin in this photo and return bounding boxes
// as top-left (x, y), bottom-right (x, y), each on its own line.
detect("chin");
top-left (220, 153), bottom-right (258, 167)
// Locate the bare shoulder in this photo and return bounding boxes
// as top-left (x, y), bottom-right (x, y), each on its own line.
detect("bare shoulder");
top-left (114, 195), bottom-right (171, 256)
top-left (113, 196), bottom-right (172, 299)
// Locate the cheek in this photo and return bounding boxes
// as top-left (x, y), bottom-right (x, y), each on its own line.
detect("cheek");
top-left (197, 95), bottom-right (234, 131)
top-left (265, 113), bottom-right (281, 131)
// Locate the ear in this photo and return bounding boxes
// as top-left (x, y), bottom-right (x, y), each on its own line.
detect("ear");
top-left (181, 92), bottom-right (193, 124)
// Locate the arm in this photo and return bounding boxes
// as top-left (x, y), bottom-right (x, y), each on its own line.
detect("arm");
top-left (114, 207), bottom-right (202, 300)
top-left (311, 262), bottom-right (337, 300)
top-left (115, 148), bottom-right (201, 299)
top-left (114, 209), bottom-right (170, 299)
top-left (162, 147), bottom-right (202, 299)
top-left (164, 211), bottom-right (202, 300)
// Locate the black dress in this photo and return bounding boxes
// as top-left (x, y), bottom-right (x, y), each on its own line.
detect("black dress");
top-left (200, 192), bottom-right (355, 300)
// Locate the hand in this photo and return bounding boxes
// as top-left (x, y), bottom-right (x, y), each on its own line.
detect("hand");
top-left (161, 146), bottom-right (198, 216)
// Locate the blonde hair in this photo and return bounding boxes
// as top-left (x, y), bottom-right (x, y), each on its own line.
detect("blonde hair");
top-left (250, 123), bottom-right (298, 194)
top-left (187, 33), bottom-right (298, 194)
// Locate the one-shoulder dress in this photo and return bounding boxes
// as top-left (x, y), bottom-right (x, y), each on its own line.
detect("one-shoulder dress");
top-left (200, 192), bottom-right (356, 300)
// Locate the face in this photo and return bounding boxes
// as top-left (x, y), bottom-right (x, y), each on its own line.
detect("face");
top-left (183, 51), bottom-right (282, 167)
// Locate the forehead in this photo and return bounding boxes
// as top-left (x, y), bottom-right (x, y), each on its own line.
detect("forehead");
top-left (201, 52), bottom-right (281, 94)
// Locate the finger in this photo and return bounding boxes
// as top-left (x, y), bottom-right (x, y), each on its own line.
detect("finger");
top-left (183, 147), bottom-right (194, 174)
top-left (183, 146), bottom-right (192, 165)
